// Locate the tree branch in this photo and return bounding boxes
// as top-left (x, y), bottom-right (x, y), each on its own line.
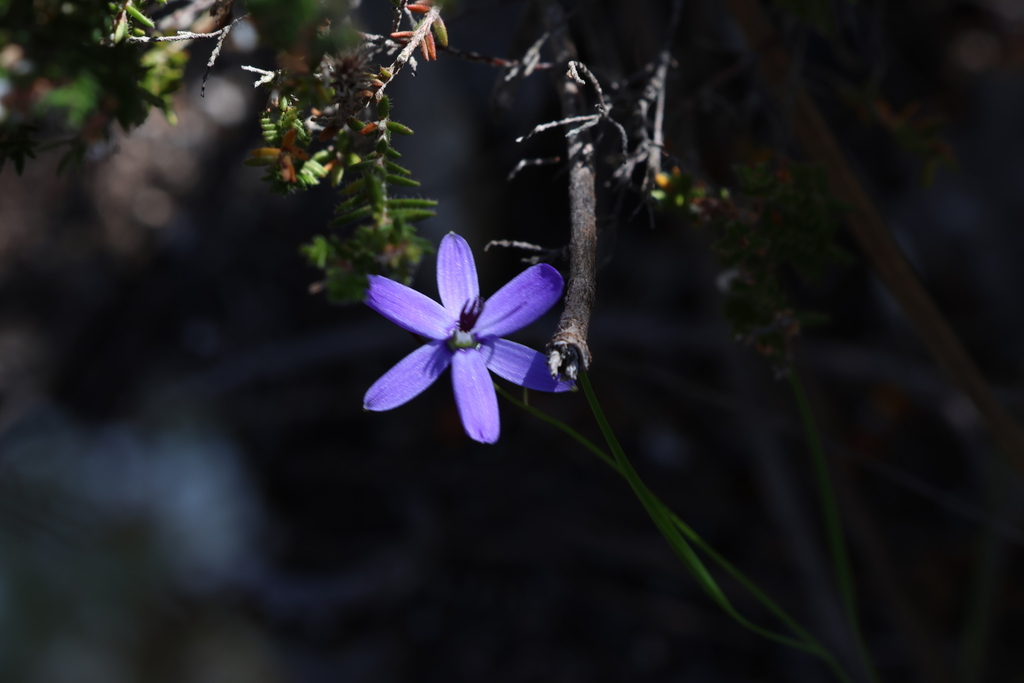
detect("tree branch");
top-left (542, 1), bottom-right (598, 381)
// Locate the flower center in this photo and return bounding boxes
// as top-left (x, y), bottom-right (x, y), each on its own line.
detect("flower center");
top-left (448, 296), bottom-right (484, 350)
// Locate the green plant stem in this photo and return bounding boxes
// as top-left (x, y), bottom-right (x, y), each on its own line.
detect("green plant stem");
top-left (789, 371), bottom-right (879, 683)
top-left (495, 379), bottom-right (852, 682)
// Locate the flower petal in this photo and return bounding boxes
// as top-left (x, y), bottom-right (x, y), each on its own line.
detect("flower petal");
top-left (474, 264), bottom-right (563, 339)
top-left (364, 341), bottom-right (451, 411)
top-left (482, 339), bottom-right (575, 392)
top-left (450, 348), bottom-right (500, 444)
top-left (366, 275), bottom-right (454, 340)
top-left (436, 232), bottom-right (480, 316)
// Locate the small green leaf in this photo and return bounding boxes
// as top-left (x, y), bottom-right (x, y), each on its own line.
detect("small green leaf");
top-left (330, 164), bottom-right (345, 186)
top-left (389, 209), bottom-right (436, 223)
top-left (332, 206), bottom-right (374, 226)
top-left (301, 159), bottom-right (328, 177)
top-left (113, 13), bottom-right (128, 42)
top-left (385, 121), bottom-right (414, 136)
top-left (339, 177), bottom-right (366, 195)
top-left (335, 194), bottom-right (366, 214)
top-left (432, 17), bottom-right (449, 47)
top-left (125, 2), bottom-right (156, 28)
top-left (301, 235), bottom-right (334, 268)
top-left (386, 198), bottom-right (438, 209)
top-left (385, 160), bottom-right (412, 176)
top-left (366, 173), bottom-right (384, 211)
top-left (385, 174), bottom-right (420, 187)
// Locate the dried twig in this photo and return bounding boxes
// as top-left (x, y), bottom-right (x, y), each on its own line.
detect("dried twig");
top-left (517, 114), bottom-right (602, 143)
top-left (485, 239), bottom-right (546, 253)
top-left (126, 26), bottom-right (231, 44)
top-left (373, 7), bottom-right (442, 102)
top-left (126, 13), bottom-right (247, 98)
top-left (568, 61), bottom-right (629, 155)
top-left (724, 0), bottom-right (1024, 477)
top-left (493, 9), bottom-right (550, 116)
top-left (485, 239), bottom-right (565, 265)
top-left (542, 1), bottom-right (598, 381)
top-left (240, 65), bottom-right (278, 88)
top-left (612, 0), bottom-right (685, 189)
top-left (439, 44), bottom-right (554, 71)
top-left (201, 16), bottom-right (244, 97)
top-left (390, 0), bottom-right (409, 35)
top-left (507, 155), bottom-right (561, 181)
top-left (516, 63), bottom-right (627, 157)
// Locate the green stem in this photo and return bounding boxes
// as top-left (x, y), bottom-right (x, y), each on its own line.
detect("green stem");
top-left (789, 371), bottom-right (879, 683)
top-left (494, 384), bottom-right (616, 471)
top-left (495, 379), bottom-right (853, 682)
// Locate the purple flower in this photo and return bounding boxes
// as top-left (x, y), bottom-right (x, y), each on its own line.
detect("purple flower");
top-left (363, 232), bottom-right (573, 443)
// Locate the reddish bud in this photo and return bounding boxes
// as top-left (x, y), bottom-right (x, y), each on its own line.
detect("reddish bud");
top-left (250, 147), bottom-right (282, 158)
top-left (424, 32), bottom-right (437, 61)
top-left (279, 155), bottom-right (296, 183)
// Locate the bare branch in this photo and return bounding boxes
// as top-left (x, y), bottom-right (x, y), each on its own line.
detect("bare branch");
top-left (507, 156), bottom-right (562, 181)
top-left (201, 17), bottom-right (242, 97)
top-left (644, 0), bottom-right (684, 186)
top-left (542, 1), bottom-right (598, 381)
top-left (515, 63), bottom-right (627, 156)
top-left (610, 0), bottom-right (685, 190)
top-left (240, 65), bottom-right (278, 88)
top-left (485, 240), bottom-right (546, 253)
top-left (516, 114), bottom-right (600, 143)
top-left (374, 7), bottom-right (442, 102)
top-left (390, 0), bottom-right (409, 35)
top-left (440, 44), bottom-right (554, 71)
top-left (126, 24), bottom-right (235, 44)
top-left (493, 23), bottom-right (551, 115)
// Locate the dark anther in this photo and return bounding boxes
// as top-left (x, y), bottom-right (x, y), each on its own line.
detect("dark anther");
top-left (458, 296), bottom-right (485, 331)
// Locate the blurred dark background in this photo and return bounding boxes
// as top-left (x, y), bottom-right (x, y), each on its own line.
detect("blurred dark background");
top-left (1, 0), bottom-right (1024, 681)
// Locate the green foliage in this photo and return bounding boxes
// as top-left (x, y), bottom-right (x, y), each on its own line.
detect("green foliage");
top-left (245, 100), bottom-right (330, 194)
top-left (652, 162), bottom-right (848, 364)
top-left (300, 223), bottom-right (432, 303)
top-left (293, 96), bottom-right (435, 304)
top-left (240, 0), bottom-right (447, 306)
top-left (2, 0), bottom-right (440, 307)
top-left (0, 0), bottom-right (191, 173)
top-left (139, 42), bottom-right (189, 124)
